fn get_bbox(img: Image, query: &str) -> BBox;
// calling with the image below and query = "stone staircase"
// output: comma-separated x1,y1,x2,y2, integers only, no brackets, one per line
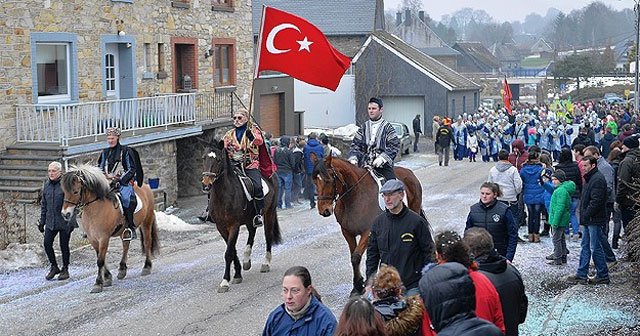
0,143,63,201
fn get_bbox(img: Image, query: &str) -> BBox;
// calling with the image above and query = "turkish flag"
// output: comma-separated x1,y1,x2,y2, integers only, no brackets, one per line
256,6,351,91
503,78,513,115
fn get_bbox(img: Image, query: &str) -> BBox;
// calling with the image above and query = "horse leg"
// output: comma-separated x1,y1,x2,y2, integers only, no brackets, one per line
217,224,232,293
243,224,256,271
141,217,154,276
229,226,243,285
340,228,363,296
91,239,108,293
118,239,130,280
352,231,371,296
261,204,280,273
103,264,113,287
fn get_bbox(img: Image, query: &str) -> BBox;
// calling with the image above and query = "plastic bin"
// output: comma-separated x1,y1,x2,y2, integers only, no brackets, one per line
148,178,160,189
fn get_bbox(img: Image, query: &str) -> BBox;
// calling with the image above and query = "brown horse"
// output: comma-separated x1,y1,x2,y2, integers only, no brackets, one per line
311,155,427,296
202,141,282,293
60,165,159,293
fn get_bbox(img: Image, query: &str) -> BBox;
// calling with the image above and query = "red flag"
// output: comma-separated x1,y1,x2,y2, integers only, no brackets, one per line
256,6,351,91
503,78,513,115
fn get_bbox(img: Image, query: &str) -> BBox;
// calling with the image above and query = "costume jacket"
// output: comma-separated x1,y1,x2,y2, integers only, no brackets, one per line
223,124,264,170
349,118,400,166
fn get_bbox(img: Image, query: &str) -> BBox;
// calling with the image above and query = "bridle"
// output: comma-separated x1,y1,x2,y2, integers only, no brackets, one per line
63,173,98,209
316,166,369,204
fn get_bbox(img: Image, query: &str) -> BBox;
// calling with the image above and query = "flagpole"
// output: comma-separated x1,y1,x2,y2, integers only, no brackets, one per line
249,5,268,119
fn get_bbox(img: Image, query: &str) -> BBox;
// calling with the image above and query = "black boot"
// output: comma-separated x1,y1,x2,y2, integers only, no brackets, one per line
46,265,60,280
58,266,69,280
197,208,209,222
253,198,264,228
122,204,137,241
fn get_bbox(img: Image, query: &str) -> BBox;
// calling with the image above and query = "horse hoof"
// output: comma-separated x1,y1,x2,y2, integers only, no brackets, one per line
90,285,103,293
218,285,229,293
104,278,113,287
260,264,270,273
231,277,242,284
117,270,127,280
243,260,252,271
141,268,151,276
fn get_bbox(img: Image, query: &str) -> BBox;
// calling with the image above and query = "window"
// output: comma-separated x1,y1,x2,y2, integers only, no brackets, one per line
36,43,70,101
105,53,116,92
143,43,151,72
212,0,233,11
213,39,235,86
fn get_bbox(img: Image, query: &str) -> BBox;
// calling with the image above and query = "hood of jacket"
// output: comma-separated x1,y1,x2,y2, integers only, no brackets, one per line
374,296,424,335
557,180,576,195
520,162,542,178
306,138,322,148
475,251,507,274
495,161,514,172
511,139,525,152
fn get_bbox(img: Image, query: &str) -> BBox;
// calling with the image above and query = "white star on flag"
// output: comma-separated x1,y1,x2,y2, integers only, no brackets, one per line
296,37,313,52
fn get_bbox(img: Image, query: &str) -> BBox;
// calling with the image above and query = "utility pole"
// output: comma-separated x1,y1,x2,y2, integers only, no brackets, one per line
635,1,639,113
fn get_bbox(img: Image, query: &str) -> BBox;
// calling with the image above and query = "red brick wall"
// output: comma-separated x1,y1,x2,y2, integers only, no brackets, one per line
170,37,198,92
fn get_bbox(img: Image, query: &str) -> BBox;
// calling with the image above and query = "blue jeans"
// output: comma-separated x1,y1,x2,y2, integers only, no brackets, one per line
526,203,542,234
292,173,303,202
600,226,616,262
277,172,293,208
577,225,609,279
567,198,580,235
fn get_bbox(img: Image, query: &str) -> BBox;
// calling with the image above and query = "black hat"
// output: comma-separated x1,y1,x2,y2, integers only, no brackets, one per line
369,97,383,108
623,136,639,149
551,169,567,182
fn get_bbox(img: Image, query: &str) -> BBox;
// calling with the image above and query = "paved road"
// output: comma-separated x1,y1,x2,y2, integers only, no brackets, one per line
1,150,637,335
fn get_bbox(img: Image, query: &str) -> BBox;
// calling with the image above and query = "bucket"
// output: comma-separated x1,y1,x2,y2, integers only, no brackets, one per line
148,178,160,189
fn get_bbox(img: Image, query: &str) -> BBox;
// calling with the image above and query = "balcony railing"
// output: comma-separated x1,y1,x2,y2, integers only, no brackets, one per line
15,91,234,146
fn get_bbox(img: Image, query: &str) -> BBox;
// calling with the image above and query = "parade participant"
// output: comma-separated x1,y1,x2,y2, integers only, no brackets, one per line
98,127,139,240
558,118,574,149
545,170,574,265
366,180,434,296
40,161,77,280
463,228,528,336
452,116,468,161
348,97,400,181
412,114,422,153
513,115,528,144
263,266,337,336
436,118,454,166
223,108,266,227
567,156,610,285
467,127,478,162
465,182,518,261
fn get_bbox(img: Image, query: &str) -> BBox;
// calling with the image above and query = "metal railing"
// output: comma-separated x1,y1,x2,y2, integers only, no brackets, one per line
15,91,235,146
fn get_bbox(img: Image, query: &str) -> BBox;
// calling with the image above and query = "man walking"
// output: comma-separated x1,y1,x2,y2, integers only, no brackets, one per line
436,118,454,166
273,136,295,209
568,156,610,285
366,180,434,296
412,114,422,152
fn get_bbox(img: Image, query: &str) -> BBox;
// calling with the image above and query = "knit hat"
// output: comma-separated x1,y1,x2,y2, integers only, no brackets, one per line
551,169,567,182
105,127,121,137
623,136,639,149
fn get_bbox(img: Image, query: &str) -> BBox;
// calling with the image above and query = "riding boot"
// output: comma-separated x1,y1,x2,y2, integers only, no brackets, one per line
122,194,137,240
253,198,264,228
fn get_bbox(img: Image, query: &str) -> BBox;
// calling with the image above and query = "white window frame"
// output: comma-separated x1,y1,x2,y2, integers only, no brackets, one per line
36,42,71,104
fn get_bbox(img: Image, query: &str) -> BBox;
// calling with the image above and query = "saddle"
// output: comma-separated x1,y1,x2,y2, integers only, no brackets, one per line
236,171,270,202
115,193,143,216
366,167,408,211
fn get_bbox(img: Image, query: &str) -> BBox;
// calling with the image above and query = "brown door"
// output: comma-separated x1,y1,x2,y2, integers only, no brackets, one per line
259,94,282,136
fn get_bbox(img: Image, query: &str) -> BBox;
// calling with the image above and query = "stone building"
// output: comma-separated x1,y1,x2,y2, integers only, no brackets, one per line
0,0,253,247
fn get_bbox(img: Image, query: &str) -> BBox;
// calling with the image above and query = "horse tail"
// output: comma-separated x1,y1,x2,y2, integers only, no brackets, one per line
420,208,434,237
271,215,283,245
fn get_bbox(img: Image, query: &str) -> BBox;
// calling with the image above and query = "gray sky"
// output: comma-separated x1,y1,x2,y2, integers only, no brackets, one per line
384,0,635,22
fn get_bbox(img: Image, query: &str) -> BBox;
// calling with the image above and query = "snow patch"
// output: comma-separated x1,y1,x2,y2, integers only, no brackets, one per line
155,211,206,232
0,243,45,273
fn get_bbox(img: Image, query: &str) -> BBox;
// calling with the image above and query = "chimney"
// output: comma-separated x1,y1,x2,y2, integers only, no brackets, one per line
396,12,402,26
405,9,411,26
418,11,425,23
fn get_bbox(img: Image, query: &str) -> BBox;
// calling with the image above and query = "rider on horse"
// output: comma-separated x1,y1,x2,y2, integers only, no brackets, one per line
223,108,265,228
98,127,138,241
348,97,400,181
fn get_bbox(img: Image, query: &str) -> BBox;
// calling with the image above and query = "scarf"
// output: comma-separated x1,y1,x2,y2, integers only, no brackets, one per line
285,296,312,321
235,124,248,143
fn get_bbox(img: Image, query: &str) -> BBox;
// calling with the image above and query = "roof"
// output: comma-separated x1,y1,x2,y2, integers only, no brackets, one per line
354,31,479,91
252,0,382,36
489,43,520,62
531,38,554,53
453,42,500,72
419,47,460,57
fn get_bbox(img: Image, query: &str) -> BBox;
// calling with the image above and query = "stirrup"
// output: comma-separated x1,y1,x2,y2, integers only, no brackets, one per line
253,214,264,228
122,228,134,241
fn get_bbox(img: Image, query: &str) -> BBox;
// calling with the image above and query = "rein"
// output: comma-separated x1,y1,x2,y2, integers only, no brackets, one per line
317,167,370,204
63,176,99,211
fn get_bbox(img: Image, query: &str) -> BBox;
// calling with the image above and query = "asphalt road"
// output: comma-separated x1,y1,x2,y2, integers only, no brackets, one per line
1,147,637,335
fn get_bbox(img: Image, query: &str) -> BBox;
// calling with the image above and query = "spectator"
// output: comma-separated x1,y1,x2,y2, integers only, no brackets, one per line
40,161,77,281
465,182,518,261
263,266,337,336
366,180,434,296
616,135,640,245
488,149,523,231
303,132,324,209
555,148,582,240
545,170,574,265
419,261,503,336
413,114,422,153
371,264,425,336
291,139,305,204
508,139,529,230
432,231,506,333
321,136,342,158
520,151,545,243
463,227,528,336
607,140,624,249
273,136,295,209
435,118,454,166
572,127,593,148
539,153,554,237
336,297,387,336
600,126,615,159
567,156,610,285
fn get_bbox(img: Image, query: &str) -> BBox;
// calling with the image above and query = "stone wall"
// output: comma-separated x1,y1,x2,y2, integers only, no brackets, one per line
0,0,253,150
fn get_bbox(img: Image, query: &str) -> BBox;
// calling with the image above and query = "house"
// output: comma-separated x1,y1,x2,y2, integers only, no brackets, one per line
389,9,460,70
452,42,501,74
0,0,253,247
489,42,521,75
251,0,385,129
353,31,480,133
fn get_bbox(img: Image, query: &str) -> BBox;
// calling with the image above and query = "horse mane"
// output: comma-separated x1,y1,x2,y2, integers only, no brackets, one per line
313,156,366,179
63,164,114,200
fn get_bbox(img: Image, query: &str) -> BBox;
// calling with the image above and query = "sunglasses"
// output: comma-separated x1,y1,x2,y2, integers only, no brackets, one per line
232,116,244,120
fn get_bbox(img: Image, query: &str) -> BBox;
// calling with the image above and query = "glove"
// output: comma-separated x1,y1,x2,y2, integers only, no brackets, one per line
373,156,386,168
37,221,44,233
348,157,358,165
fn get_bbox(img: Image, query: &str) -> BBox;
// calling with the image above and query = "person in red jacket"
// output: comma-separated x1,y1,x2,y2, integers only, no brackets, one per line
432,230,506,334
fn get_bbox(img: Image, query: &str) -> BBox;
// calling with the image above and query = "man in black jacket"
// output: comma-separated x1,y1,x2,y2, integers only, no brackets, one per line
436,119,454,166
568,155,610,285
413,114,422,152
273,136,295,209
366,179,434,296
616,135,640,237
464,227,528,336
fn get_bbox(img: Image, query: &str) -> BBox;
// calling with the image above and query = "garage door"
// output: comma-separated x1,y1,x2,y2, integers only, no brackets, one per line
380,96,424,134
259,93,282,136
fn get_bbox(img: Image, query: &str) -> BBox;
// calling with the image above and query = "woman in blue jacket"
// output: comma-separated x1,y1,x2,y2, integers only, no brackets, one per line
520,151,545,242
263,266,337,336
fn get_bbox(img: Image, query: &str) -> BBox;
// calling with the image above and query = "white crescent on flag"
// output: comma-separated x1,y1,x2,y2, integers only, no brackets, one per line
266,23,300,54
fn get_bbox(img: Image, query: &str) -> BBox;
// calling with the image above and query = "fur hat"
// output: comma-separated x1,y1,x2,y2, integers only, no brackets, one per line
105,127,121,137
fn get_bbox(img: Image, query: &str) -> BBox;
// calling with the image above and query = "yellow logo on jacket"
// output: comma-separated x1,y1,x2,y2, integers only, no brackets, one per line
401,233,414,242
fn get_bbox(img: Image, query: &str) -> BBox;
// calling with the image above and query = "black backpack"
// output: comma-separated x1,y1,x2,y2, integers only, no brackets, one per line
126,146,144,187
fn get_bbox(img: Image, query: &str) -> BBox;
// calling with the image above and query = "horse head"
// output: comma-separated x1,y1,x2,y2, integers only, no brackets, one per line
60,170,84,220
60,165,111,220
312,154,346,217
202,140,226,191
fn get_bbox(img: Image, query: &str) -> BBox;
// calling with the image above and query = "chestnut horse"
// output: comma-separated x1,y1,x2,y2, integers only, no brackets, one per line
60,165,159,293
312,155,427,296
201,141,282,293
